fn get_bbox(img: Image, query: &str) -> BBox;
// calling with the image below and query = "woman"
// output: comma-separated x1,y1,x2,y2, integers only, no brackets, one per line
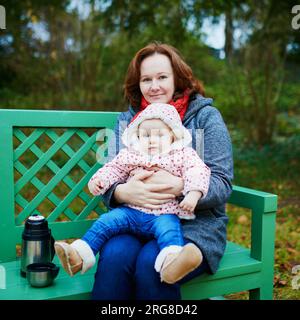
92,42,233,300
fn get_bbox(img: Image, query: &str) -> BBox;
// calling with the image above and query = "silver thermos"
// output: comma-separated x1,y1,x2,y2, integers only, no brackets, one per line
20,215,55,277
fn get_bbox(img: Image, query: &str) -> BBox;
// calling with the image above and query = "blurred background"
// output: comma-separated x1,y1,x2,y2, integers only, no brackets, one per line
0,0,299,299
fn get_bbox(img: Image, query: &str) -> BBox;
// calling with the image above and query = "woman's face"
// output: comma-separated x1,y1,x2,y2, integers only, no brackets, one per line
139,53,175,104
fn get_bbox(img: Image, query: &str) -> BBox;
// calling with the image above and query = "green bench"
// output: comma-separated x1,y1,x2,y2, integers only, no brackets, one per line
0,109,277,300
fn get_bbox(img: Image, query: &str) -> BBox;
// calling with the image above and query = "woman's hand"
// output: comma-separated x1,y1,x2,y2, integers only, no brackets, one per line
143,167,184,197
114,170,176,210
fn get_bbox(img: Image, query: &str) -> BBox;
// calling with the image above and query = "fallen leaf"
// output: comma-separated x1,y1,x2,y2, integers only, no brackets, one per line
278,280,287,286
240,233,247,241
287,247,297,254
238,215,249,225
279,262,292,271
273,275,288,287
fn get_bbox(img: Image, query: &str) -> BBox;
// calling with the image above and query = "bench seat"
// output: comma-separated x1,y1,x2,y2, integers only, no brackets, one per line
0,241,261,300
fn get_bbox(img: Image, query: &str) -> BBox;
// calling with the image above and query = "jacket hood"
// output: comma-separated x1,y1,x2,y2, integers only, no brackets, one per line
122,103,192,152
182,94,213,124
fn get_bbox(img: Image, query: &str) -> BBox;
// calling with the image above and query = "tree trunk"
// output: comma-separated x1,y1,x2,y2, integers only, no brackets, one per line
224,7,234,62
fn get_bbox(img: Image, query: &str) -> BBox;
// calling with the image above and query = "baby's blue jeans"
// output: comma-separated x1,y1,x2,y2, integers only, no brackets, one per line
81,206,209,300
82,205,185,255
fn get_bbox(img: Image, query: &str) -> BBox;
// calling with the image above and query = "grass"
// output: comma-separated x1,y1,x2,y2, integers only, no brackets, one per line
224,134,300,300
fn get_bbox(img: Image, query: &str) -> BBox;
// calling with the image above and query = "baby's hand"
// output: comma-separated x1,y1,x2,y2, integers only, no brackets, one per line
89,178,103,195
179,191,202,213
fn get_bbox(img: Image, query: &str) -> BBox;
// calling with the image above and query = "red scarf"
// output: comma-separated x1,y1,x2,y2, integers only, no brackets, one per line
130,89,190,124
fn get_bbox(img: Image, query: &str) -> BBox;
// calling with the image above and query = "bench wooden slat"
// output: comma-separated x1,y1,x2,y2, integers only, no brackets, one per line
181,272,262,300
0,241,260,300
14,128,46,159
0,109,120,128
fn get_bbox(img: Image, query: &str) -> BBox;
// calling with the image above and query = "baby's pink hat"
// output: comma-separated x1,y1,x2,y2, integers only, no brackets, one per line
122,103,192,150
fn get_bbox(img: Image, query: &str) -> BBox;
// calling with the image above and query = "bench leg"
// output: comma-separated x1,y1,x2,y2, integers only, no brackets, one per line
249,285,273,300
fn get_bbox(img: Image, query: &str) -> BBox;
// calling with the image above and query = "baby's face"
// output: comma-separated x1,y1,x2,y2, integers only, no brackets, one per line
138,119,174,156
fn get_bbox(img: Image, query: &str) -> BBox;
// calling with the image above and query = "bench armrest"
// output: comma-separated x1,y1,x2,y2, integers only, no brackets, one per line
228,185,277,262
229,185,277,213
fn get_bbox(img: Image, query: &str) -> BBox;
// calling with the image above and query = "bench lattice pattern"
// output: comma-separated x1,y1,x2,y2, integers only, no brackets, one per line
13,127,107,226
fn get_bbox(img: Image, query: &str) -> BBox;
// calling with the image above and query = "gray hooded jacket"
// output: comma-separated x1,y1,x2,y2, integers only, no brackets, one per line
102,94,234,274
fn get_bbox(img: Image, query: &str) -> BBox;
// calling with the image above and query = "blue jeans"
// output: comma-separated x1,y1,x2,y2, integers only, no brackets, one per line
82,206,184,255
91,234,209,300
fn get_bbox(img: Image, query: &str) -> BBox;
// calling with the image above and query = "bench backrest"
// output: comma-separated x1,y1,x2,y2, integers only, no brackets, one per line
0,109,119,262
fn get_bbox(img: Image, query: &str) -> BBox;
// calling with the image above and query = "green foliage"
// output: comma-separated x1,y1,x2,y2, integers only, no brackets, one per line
1,4,299,112
277,77,300,113
0,0,299,137
226,132,300,299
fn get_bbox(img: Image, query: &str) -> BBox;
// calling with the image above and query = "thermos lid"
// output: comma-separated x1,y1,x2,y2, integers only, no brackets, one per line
23,214,51,239
28,215,45,222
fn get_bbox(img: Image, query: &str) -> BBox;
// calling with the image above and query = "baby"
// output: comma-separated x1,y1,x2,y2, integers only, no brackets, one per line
55,103,211,284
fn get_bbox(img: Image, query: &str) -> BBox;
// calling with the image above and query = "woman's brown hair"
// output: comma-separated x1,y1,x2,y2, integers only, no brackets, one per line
124,42,205,109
